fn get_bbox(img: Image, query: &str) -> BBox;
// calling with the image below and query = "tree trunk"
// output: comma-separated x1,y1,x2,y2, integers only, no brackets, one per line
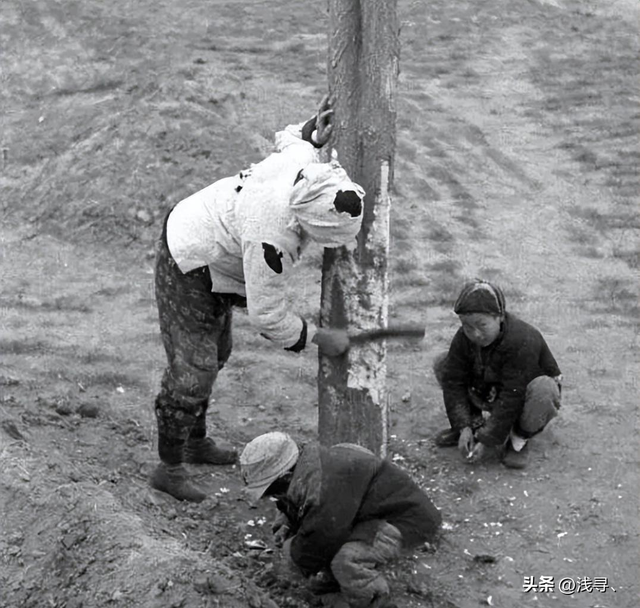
318,0,399,456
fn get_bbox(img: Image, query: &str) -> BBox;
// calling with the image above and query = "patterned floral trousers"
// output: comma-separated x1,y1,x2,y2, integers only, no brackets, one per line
154,216,245,464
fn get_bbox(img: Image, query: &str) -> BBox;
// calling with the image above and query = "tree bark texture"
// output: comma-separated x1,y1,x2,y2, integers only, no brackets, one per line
318,0,399,456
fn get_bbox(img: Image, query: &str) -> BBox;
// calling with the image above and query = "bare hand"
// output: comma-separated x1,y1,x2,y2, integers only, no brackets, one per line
313,328,350,357
458,427,475,459
466,441,486,464
272,516,292,548
314,94,334,146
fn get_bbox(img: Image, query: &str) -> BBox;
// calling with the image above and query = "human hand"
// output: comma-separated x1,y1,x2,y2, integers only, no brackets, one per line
553,374,563,397
465,441,486,464
272,515,292,548
457,427,475,459
308,570,340,595
313,328,350,357
273,524,291,548
314,94,334,146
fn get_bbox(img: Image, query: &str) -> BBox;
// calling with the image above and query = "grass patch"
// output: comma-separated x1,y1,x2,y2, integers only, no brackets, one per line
427,226,456,255
421,274,462,307
75,349,123,365
41,296,92,313
52,79,124,97
390,212,414,242
566,223,600,247
0,296,92,313
591,276,638,317
427,225,454,243
393,290,433,311
611,247,639,269
92,286,131,298
81,371,145,390
429,259,461,274
568,205,639,231
566,201,639,269
391,269,430,290
1,0,327,249
579,245,605,259
466,227,485,242
0,339,50,355
393,256,419,276
477,267,505,282
500,283,526,305
139,332,163,345
454,213,480,229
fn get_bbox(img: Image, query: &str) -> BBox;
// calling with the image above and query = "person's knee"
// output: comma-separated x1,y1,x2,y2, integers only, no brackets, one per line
518,376,561,436
157,369,213,420
330,522,402,589
371,522,403,562
330,543,389,606
331,542,363,581
165,352,219,399
526,376,560,408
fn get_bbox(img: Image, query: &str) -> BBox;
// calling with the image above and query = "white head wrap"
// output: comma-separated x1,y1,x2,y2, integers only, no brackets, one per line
289,161,365,247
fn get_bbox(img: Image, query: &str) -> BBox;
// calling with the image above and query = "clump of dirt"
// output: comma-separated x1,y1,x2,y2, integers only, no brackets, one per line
0,390,285,608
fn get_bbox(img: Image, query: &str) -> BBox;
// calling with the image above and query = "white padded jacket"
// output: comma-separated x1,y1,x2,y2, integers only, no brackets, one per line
166,121,364,350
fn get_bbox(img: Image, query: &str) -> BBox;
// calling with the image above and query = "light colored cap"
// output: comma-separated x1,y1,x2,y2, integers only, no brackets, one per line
239,432,299,500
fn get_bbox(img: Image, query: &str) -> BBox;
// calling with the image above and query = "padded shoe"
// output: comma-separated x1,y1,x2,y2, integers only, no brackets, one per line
185,437,237,465
502,440,530,469
150,463,207,502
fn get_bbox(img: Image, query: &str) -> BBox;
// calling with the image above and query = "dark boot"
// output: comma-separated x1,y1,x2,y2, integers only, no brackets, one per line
185,437,237,465
150,462,207,502
185,409,237,465
151,401,208,502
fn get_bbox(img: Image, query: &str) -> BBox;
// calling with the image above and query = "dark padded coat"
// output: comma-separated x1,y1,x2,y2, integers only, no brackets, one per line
440,312,561,446
275,443,442,576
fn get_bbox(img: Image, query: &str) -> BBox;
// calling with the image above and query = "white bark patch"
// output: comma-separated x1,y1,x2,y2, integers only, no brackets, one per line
347,161,390,428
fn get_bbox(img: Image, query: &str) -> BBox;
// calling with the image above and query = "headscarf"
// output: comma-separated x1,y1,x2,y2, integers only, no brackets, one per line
453,280,506,316
289,161,365,247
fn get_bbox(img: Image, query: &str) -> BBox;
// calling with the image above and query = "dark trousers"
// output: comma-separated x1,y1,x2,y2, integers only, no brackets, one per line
154,217,243,463
433,353,560,440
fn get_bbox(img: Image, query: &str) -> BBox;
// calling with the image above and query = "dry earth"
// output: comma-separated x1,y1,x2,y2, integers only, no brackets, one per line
0,1,638,607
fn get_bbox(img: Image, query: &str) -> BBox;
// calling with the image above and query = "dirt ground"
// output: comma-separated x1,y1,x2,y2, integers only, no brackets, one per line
0,0,638,607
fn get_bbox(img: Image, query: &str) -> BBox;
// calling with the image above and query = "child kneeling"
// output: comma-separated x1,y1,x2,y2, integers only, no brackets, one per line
434,280,562,469
240,432,442,608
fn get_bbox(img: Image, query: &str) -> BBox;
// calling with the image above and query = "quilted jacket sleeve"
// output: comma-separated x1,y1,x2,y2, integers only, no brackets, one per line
242,240,307,350
235,115,327,350
441,329,478,430
538,336,562,378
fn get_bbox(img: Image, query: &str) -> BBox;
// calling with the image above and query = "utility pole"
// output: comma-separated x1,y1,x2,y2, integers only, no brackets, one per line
318,0,399,456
